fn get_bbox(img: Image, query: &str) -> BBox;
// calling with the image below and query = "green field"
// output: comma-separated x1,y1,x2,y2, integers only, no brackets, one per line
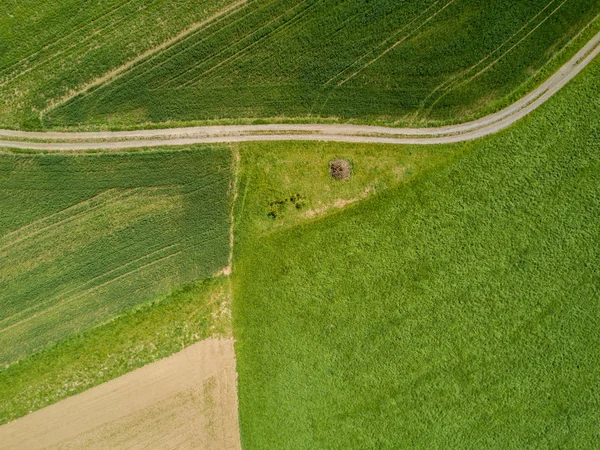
0,138,455,424
0,146,232,366
0,0,234,129
1,0,598,129
1,1,599,446
232,55,600,447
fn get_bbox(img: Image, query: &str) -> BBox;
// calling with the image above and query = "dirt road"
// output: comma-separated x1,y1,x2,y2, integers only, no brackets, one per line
0,338,241,450
0,29,599,151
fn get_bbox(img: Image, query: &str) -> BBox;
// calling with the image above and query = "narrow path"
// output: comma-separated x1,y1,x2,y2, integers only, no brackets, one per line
1,30,599,151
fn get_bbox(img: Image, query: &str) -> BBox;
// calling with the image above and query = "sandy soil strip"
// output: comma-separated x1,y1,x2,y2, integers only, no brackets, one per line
0,338,241,450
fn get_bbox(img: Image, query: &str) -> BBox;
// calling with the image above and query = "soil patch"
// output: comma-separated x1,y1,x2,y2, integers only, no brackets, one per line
0,338,241,450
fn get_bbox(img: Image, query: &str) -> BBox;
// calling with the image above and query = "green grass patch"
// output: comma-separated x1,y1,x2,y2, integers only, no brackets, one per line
232,53,600,447
0,146,232,366
235,140,460,236
0,276,231,425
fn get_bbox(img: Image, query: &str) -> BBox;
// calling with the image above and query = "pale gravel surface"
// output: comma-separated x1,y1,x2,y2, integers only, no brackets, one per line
0,30,599,151
0,338,241,450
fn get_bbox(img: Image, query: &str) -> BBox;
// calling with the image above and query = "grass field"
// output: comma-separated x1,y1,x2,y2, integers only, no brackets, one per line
1,0,598,129
0,276,232,425
232,55,600,447
0,146,232,366
0,0,234,129
0,138,454,425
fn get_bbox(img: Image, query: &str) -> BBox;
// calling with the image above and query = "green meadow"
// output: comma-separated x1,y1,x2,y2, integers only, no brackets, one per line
0,146,232,366
232,53,600,448
0,0,598,129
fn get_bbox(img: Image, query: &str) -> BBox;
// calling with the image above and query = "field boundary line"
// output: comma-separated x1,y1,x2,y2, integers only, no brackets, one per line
0,243,180,329
180,0,317,89
223,147,240,276
0,189,120,243
0,189,141,250
0,0,139,85
130,0,263,90
0,185,176,251
152,0,278,90
0,249,183,336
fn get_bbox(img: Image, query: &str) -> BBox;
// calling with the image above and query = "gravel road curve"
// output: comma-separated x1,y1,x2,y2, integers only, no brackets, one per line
1,30,599,151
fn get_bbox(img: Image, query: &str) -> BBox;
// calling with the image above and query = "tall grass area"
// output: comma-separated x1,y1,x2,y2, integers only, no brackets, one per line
232,58,600,447
0,276,232,424
0,146,232,366
0,0,235,129
44,0,600,129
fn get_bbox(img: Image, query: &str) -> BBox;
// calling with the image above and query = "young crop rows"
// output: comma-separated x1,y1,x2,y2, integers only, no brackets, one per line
41,0,599,127
0,147,232,366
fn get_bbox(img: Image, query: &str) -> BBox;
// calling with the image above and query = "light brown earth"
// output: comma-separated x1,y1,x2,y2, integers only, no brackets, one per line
0,338,241,450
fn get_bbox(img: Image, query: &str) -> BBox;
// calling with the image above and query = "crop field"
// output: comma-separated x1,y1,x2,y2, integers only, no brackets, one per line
232,56,600,447
0,0,235,129
0,146,232,367
1,0,598,129
0,337,241,449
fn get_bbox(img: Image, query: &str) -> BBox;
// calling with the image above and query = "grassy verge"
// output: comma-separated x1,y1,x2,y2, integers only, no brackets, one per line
232,54,600,447
235,140,462,237
0,275,231,425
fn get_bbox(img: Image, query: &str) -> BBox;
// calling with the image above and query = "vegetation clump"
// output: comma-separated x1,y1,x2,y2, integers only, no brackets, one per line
267,194,306,219
329,159,351,180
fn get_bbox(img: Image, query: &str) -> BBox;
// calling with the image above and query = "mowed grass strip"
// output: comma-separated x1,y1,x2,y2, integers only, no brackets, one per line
234,140,462,237
0,276,231,425
232,58,600,447
44,0,599,128
0,146,232,366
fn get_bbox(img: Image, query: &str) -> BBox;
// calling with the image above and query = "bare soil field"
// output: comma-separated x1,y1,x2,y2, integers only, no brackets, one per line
0,338,241,450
